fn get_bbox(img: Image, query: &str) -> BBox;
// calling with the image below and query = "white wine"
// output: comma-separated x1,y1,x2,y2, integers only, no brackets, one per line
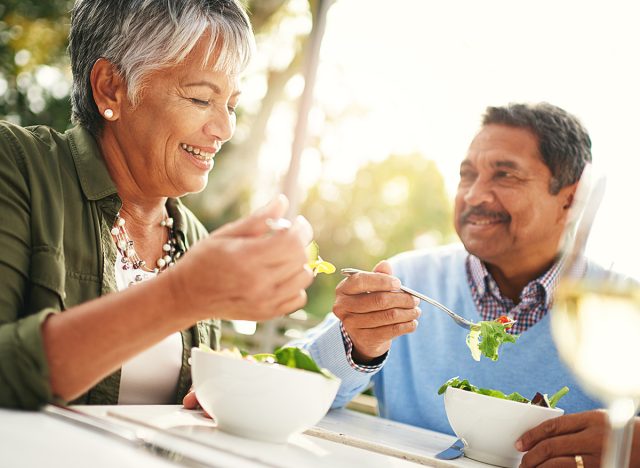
552,280,640,405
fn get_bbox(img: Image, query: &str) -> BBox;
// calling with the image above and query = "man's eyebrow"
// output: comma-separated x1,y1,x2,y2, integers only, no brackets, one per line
183,81,241,98
493,160,520,170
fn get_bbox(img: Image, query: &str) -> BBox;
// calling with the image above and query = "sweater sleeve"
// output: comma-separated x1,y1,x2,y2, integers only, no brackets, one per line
288,313,378,408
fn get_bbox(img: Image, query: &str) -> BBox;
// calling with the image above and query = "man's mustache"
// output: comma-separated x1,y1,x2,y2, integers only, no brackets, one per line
460,207,510,224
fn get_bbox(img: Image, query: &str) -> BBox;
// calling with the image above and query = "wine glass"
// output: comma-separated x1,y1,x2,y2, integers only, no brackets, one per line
552,166,640,467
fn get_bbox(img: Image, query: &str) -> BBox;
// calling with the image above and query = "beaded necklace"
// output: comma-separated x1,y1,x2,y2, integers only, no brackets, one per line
110,212,179,276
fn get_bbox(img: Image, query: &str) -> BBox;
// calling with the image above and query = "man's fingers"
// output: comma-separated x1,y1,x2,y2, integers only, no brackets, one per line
335,290,419,315
337,270,401,295
517,411,608,468
535,456,597,468
341,307,421,329
373,260,393,275
351,320,419,345
519,432,603,468
518,411,605,451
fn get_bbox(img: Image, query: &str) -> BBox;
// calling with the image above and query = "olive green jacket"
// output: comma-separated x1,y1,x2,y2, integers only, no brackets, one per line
0,122,220,409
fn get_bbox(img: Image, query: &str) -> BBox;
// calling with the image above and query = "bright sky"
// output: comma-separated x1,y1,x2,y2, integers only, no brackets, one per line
238,2,640,335
271,0,640,201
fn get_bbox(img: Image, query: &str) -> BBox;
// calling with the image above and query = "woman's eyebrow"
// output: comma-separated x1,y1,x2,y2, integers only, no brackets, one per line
183,81,241,98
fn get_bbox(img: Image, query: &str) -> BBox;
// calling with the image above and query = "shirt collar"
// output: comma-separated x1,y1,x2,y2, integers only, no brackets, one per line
66,125,118,201
466,254,563,308
467,254,489,297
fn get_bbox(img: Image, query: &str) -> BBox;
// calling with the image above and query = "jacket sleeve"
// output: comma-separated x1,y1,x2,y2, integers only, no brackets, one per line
0,125,56,409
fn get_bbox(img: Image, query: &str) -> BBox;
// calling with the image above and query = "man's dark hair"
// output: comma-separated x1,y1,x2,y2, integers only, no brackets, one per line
482,102,592,194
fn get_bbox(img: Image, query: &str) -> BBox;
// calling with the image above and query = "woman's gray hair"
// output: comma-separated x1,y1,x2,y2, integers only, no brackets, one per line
69,0,255,135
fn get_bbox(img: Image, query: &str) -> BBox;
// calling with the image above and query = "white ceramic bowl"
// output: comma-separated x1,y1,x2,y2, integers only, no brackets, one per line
444,386,564,467
191,347,341,443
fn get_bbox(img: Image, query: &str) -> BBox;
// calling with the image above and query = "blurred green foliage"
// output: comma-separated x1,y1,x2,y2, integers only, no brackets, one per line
0,0,456,333
301,154,455,318
0,0,73,129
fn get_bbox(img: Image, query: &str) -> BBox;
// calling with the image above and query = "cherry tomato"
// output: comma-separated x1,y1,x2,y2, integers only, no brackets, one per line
496,315,514,328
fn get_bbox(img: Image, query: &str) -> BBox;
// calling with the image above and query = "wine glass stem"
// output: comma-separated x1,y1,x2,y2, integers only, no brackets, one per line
602,398,636,468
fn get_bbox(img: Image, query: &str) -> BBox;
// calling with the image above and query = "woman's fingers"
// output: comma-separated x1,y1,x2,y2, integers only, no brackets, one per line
182,389,199,409
182,390,213,419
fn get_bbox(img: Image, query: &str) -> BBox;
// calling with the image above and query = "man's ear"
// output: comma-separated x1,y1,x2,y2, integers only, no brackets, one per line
561,182,579,210
90,58,126,121
563,192,575,210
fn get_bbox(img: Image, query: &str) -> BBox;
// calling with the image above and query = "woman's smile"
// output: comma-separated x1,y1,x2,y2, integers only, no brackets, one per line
180,142,216,171
180,142,218,160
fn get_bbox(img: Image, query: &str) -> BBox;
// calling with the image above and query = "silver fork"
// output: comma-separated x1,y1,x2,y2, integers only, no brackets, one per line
340,268,475,330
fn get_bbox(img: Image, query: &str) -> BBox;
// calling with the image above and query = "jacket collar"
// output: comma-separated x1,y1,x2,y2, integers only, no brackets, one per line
66,125,188,243
66,125,118,201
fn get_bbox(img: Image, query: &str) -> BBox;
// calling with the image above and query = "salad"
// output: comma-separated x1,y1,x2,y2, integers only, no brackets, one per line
198,344,338,380
438,376,569,408
196,242,335,380
306,241,336,275
466,315,518,361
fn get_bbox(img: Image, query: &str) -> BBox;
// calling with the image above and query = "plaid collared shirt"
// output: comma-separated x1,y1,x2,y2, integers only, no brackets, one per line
340,321,386,373
466,255,563,334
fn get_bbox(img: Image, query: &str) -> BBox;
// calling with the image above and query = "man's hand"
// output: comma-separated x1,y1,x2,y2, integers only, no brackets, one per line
517,411,640,467
333,260,420,363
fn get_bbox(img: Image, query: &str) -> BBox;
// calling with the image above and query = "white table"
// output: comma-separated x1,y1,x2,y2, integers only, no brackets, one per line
0,405,487,467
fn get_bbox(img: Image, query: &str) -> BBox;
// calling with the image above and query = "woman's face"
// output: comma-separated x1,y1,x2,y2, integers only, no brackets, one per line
113,38,240,197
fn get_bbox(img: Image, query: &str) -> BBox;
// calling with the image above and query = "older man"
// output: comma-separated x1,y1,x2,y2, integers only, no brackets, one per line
297,102,639,467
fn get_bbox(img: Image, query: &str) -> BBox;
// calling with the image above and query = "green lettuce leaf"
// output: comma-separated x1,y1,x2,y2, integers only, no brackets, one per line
197,344,337,380
274,346,338,380
548,386,570,408
438,376,570,407
466,320,518,361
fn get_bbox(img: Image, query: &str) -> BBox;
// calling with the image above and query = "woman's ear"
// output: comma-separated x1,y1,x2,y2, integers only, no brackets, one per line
90,58,125,121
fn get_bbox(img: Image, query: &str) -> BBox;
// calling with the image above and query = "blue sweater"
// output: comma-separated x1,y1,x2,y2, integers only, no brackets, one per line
301,244,601,435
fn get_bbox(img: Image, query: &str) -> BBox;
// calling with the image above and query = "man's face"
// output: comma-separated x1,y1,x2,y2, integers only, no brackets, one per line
454,124,576,271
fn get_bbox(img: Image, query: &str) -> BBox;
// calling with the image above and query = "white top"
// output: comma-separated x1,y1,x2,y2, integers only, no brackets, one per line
114,250,183,404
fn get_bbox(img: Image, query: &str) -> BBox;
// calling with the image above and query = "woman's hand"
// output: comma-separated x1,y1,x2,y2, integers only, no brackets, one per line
166,195,315,322
516,410,639,467
182,388,213,419
182,388,200,409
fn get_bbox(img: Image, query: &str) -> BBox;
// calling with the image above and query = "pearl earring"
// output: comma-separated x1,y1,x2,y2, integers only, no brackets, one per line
104,108,114,119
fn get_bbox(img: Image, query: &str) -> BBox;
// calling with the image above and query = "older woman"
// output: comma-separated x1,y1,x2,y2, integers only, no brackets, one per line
0,0,313,409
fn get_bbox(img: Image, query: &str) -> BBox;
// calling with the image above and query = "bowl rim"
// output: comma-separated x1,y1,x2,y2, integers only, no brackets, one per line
191,347,340,384
445,385,565,414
